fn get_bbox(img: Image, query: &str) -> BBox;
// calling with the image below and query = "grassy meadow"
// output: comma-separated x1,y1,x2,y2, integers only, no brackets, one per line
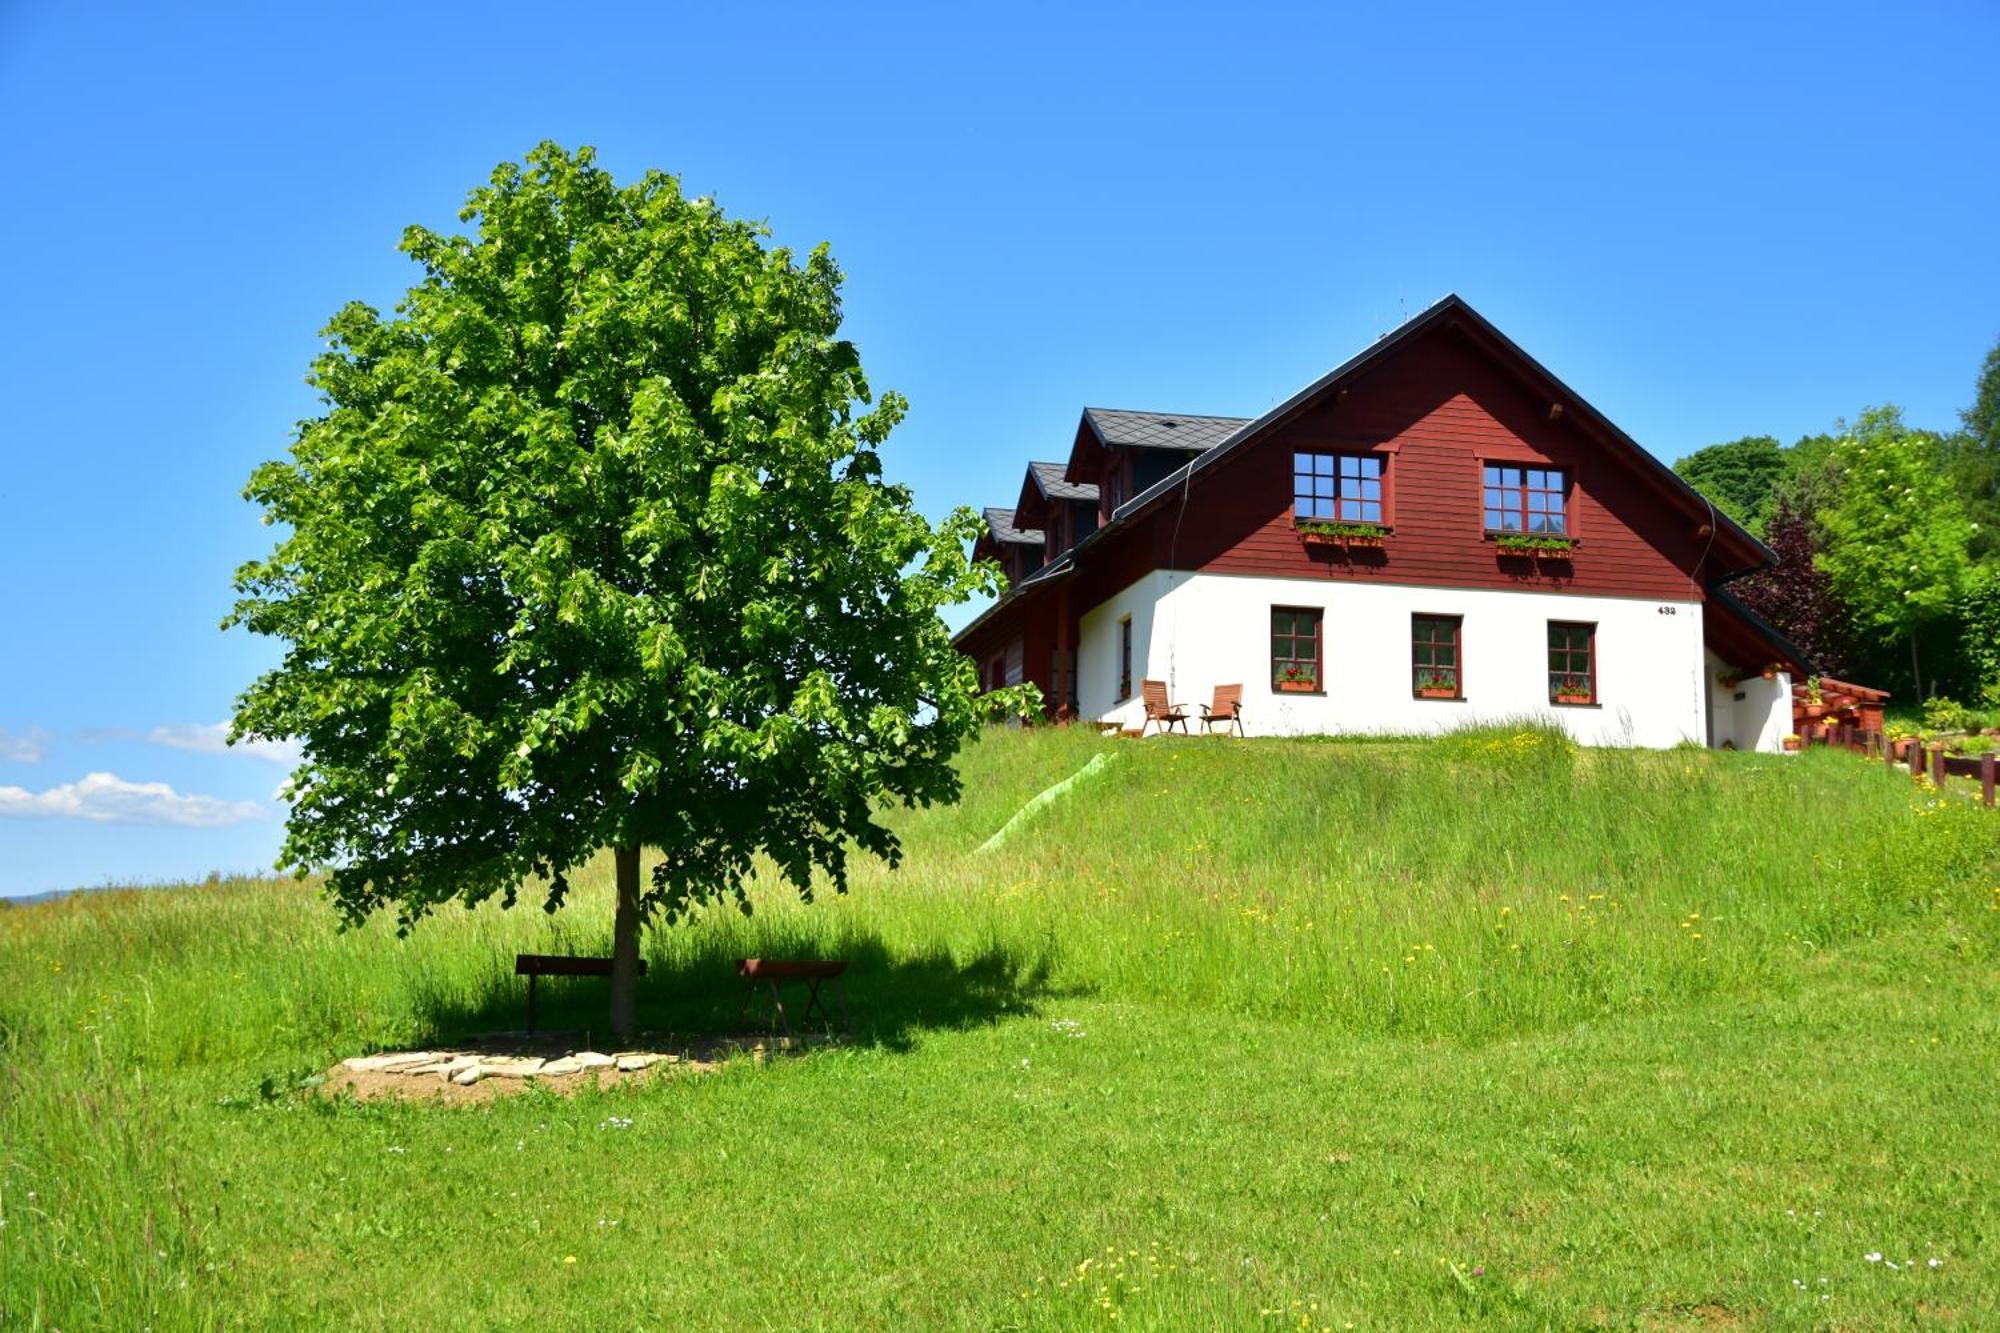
3,727,1998,1328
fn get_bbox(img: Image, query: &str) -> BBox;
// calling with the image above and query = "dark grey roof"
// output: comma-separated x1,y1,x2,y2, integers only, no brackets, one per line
1085,408,1252,453
1029,461,1099,504
982,507,1043,546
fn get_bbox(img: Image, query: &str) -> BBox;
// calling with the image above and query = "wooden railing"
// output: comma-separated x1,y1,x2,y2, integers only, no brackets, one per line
1802,723,1998,807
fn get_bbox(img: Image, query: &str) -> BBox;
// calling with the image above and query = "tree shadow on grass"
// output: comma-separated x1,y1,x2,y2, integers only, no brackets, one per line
408,930,1078,1056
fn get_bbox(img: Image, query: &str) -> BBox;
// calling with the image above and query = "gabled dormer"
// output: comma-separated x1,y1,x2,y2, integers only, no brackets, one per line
1065,409,1251,522
1015,462,1100,565
972,507,1044,587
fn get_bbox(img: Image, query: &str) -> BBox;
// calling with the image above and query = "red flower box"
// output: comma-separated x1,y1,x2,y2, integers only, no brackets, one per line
1295,522,1389,549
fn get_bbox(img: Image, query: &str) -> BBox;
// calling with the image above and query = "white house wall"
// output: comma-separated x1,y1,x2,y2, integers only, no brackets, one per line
1702,650,1730,747
1700,648,1790,753
1738,672,1791,751
1078,570,1171,732
1078,571,1748,750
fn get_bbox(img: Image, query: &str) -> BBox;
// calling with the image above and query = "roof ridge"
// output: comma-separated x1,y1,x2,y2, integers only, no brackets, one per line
1084,406,1253,421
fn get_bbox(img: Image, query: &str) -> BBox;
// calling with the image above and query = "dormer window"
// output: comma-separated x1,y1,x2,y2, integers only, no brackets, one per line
1294,452,1384,524
1483,465,1568,534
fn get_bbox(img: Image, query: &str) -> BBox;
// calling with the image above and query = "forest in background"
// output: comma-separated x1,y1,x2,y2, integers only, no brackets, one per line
1674,332,2000,717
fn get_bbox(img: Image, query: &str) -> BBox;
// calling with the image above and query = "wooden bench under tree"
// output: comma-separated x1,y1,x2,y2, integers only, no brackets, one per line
515,954,647,1033
738,958,849,1037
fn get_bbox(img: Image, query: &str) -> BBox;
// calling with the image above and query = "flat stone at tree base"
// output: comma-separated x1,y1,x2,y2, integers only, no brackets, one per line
342,1051,449,1072
325,1038,730,1101
333,1042,702,1095
381,1052,452,1070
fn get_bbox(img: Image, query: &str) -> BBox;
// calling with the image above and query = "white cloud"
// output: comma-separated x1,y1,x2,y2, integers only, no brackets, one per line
148,722,301,766
0,727,50,763
0,772,265,828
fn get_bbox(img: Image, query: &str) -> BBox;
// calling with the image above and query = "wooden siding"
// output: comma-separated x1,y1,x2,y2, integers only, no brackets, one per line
959,590,1062,717
1168,328,1717,600
955,313,1775,713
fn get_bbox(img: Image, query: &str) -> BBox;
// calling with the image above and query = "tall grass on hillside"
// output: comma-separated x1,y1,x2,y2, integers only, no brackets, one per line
753,722,1996,1040
3,726,1997,1328
6,724,1992,1067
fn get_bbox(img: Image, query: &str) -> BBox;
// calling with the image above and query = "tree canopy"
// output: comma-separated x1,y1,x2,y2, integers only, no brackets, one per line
1962,338,2000,449
1670,360,2000,702
1949,338,2000,562
229,143,1021,1035
1731,498,1852,680
1815,407,1973,697
1670,435,1786,533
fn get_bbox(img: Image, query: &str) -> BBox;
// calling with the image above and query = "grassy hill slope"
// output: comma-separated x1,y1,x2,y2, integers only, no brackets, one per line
4,729,1997,1328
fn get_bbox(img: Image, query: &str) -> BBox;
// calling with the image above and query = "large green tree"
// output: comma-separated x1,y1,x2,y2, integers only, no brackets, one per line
230,144,1020,1038
1768,430,1844,518
1948,335,2000,562
1671,435,1786,533
1816,406,1974,700
1966,337,2000,447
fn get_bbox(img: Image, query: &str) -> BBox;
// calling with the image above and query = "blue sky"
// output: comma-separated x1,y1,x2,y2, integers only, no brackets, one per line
2,2,1997,895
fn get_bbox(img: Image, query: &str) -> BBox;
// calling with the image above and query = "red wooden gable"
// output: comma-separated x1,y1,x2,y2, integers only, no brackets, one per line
955,295,1790,699
1164,323,1730,599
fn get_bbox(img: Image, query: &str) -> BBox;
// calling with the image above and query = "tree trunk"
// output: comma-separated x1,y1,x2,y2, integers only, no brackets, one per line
1910,627,1925,702
610,845,643,1043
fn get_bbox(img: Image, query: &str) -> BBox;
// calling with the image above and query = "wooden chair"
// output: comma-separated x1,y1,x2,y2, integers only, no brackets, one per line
1141,679,1190,735
1201,684,1245,737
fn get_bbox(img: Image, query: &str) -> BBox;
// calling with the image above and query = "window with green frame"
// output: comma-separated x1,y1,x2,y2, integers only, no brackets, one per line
1271,606,1322,690
1548,621,1595,703
1411,614,1461,696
